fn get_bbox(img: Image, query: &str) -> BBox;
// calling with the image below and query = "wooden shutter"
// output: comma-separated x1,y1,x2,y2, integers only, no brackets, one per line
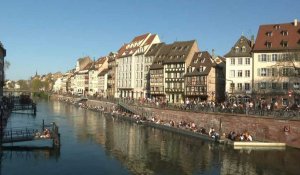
257,68,261,76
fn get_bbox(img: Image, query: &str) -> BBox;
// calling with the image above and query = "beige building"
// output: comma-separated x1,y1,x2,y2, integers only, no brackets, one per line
252,19,300,107
73,57,93,96
185,51,225,102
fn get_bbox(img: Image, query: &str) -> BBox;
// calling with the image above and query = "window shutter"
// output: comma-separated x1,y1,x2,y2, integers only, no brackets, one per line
258,55,261,62
279,68,282,76
257,68,261,76
267,68,270,76
267,55,271,62
274,68,278,77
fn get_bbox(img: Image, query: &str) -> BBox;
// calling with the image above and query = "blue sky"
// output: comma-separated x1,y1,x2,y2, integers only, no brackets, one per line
0,0,299,80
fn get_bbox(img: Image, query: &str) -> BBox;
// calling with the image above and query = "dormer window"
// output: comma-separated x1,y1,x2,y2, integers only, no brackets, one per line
274,25,280,30
177,46,182,50
235,47,239,53
281,41,288,48
265,41,272,48
266,31,272,36
193,59,198,64
201,58,205,63
281,30,288,36
242,46,246,52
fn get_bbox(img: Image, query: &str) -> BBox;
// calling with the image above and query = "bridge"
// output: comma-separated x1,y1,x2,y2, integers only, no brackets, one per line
1,122,60,148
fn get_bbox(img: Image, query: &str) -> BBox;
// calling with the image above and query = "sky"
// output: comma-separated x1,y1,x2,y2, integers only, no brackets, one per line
0,0,299,80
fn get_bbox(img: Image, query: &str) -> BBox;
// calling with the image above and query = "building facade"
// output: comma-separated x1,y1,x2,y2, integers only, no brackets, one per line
116,33,160,99
107,52,117,98
164,40,199,103
224,35,254,103
185,51,225,102
252,19,300,107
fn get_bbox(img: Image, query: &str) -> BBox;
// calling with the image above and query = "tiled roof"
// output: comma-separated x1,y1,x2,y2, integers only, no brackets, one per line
145,43,165,57
253,20,300,52
132,33,150,42
224,36,252,57
164,40,197,64
185,51,215,76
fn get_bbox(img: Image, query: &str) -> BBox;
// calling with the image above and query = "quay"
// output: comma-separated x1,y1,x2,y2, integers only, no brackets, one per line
55,95,300,149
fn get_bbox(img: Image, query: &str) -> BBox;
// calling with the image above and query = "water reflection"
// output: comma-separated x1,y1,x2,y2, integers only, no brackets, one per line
51,101,300,175
2,100,299,175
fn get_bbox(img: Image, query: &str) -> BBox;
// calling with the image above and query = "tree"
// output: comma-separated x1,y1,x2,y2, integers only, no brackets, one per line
31,79,43,92
4,60,10,71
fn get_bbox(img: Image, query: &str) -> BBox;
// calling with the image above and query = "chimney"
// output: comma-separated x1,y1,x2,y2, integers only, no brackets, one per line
212,49,215,59
251,35,255,47
294,19,298,27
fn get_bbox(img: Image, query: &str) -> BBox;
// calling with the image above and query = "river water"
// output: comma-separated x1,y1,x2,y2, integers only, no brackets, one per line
1,100,299,175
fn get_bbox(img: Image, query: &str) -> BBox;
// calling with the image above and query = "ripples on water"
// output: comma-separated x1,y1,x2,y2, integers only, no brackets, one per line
1,100,299,175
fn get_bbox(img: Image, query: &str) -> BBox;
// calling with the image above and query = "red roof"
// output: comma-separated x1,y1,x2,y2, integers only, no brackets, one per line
144,34,156,45
131,33,150,42
253,20,300,52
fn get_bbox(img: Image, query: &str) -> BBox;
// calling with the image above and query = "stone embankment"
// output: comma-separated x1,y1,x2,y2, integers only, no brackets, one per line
52,95,300,148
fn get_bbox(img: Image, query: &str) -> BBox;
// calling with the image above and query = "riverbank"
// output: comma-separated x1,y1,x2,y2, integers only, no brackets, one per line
52,95,300,149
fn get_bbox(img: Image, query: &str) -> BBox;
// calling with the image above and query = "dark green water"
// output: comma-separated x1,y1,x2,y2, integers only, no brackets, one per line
1,100,299,175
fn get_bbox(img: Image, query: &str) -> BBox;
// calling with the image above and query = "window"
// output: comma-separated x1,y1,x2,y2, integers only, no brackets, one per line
261,54,267,61
242,46,246,52
230,58,235,65
266,42,272,48
271,68,277,76
201,58,205,63
245,58,250,65
282,82,289,90
238,58,243,65
245,83,250,90
237,83,242,90
266,31,272,36
294,82,300,90
235,47,239,53
260,82,267,89
260,68,267,76
281,41,288,47
230,83,235,90
272,54,278,61
230,70,235,78
274,25,280,30
272,83,277,89
282,68,289,76
281,30,288,36
245,70,250,77
238,70,243,77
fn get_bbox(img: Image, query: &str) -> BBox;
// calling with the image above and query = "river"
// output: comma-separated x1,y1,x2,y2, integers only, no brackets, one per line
1,100,299,175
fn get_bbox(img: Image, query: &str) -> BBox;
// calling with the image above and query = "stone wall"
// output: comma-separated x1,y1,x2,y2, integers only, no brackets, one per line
51,95,300,148
142,107,300,148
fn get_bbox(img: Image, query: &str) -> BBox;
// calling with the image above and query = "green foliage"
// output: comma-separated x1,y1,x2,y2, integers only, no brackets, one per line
31,79,43,91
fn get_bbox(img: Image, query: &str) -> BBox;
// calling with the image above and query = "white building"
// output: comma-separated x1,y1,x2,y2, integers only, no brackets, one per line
53,78,63,93
224,35,254,103
88,57,108,96
116,33,160,98
252,19,300,107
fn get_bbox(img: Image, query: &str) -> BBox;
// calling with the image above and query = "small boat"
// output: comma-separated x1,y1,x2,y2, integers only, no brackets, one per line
222,139,286,150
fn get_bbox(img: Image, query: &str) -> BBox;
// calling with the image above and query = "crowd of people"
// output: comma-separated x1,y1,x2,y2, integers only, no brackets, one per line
58,96,256,142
